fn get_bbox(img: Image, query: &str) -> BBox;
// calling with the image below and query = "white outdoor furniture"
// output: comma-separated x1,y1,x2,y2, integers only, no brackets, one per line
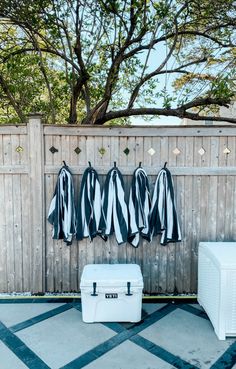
198,242,236,340
80,263,143,323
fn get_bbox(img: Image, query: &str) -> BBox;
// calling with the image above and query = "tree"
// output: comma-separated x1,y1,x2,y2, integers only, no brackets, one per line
0,0,235,124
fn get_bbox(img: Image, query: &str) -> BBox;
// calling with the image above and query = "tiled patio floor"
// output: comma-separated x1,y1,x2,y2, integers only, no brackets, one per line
0,300,235,369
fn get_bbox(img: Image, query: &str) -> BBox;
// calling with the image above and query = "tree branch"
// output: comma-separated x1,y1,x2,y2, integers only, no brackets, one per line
128,3,187,108
164,57,208,74
52,0,75,89
124,25,235,61
26,29,56,124
179,96,230,110
2,47,81,73
91,1,147,121
0,73,26,122
94,106,236,125
72,11,90,121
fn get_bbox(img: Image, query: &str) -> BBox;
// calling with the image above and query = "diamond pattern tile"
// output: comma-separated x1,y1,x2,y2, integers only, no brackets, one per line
0,341,28,369
0,303,65,328
83,340,174,369
0,302,235,369
16,308,115,369
140,308,235,368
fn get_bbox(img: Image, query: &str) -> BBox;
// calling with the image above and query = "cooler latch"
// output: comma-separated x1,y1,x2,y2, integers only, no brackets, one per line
126,281,133,296
91,282,98,296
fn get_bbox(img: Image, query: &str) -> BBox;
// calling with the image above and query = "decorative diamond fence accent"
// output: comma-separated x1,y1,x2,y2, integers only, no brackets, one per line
123,147,130,155
147,148,155,156
198,147,206,156
16,146,24,153
173,148,181,155
49,146,58,154
98,147,106,156
74,147,81,155
223,148,231,154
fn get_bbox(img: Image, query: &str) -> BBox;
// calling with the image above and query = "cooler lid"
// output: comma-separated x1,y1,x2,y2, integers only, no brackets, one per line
199,242,236,269
80,264,143,288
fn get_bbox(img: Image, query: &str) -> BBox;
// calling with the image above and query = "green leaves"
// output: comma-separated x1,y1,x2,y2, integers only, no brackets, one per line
153,1,170,19
210,74,235,100
0,0,235,124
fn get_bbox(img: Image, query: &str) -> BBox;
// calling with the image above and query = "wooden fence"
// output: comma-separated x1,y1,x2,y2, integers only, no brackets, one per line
0,114,235,294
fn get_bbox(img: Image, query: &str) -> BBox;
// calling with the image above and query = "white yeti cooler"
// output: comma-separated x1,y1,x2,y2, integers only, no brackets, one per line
198,242,236,340
80,264,143,323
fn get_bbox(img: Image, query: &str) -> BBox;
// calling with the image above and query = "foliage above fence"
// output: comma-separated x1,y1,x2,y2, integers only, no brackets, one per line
0,1,236,124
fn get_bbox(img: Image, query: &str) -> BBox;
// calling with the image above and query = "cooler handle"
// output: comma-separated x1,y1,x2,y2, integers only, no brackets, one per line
91,282,98,296
126,281,133,296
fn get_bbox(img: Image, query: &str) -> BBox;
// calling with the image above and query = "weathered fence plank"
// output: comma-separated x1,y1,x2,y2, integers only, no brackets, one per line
43,125,236,137
5,174,14,291
0,134,6,292
28,114,44,293
21,174,30,292
175,137,185,294
61,135,71,292
157,136,169,293
0,173,7,292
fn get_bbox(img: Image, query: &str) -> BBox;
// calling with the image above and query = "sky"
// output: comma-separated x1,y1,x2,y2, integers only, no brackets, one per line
131,115,182,125
130,42,183,125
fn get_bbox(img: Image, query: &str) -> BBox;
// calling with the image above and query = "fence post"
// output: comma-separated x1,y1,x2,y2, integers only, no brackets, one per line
28,113,44,293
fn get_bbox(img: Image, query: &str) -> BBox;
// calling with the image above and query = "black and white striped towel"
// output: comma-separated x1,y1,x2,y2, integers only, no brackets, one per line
76,166,101,241
128,167,151,247
47,165,76,245
149,167,181,245
99,166,128,245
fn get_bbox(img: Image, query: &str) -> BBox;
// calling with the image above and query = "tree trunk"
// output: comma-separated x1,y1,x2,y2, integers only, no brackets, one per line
68,74,89,124
81,99,109,125
69,94,78,124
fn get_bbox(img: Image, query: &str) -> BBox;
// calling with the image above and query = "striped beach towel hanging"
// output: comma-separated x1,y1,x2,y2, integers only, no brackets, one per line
99,165,128,245
76,165,101,241
128,166,151,247
149,166,181,245
47,164,76,245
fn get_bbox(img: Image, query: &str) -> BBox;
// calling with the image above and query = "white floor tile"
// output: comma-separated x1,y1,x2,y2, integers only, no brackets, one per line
16,308,115,369
84,340,175,369
0,341,28,369
140,308,235,369
0,303,65,327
